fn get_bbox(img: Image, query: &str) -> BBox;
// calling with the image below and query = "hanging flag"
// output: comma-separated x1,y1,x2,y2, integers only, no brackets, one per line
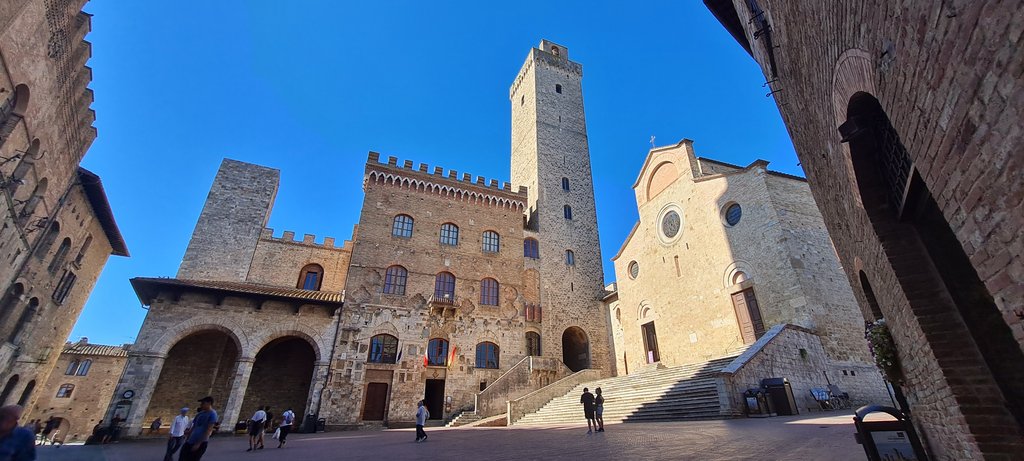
446,345,457,370
423,345,429,367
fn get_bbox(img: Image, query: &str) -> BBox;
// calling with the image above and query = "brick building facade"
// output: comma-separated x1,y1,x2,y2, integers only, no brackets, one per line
705,0,1024,458
27,339,128,443
606,140,888,406
108,40,609,434
0,0,127,420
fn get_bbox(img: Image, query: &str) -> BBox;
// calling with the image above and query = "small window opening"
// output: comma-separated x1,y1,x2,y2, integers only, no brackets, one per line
555,84,562,94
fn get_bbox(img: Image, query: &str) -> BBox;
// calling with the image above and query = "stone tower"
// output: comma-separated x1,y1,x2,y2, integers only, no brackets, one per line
177,158,280,281
510,40,609,372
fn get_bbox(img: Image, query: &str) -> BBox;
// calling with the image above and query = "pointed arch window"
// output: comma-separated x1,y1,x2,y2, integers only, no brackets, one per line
298,264,324,291
368,334,399,364
480,278,499,306
56,383,74,398
561,177,570,191
482,231,499,253
73,235,92,266
383,266,408,295
440,223,459,246
65,360,80,375
427,338,449,366
48,237,72,274
563,205,572,220
392,214,414,238
524,238,539,259
475,342,499,369
434,272,456,300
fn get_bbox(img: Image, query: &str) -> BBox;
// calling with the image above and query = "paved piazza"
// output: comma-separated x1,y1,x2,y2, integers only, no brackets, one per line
40,413,868,461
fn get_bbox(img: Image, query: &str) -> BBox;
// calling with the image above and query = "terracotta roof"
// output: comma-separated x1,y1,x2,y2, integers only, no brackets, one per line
130,277,345,306
63,343,130,357
78,167,129,257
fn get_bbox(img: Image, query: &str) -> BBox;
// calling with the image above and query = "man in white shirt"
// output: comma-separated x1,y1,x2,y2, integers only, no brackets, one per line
247,407,267,451
277,408,295,448
163,407,191,461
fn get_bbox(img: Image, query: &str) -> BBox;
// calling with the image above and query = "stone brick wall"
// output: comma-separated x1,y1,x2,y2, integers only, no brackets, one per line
178,159,279,282
247,228,352,293
509,41,610,375
710,0,1024,457
28,346,127,442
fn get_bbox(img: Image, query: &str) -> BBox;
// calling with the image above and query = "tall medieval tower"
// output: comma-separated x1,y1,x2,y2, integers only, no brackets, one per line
510,40,609,372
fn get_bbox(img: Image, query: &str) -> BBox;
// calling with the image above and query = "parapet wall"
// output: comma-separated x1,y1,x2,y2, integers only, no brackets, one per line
365,152,528,209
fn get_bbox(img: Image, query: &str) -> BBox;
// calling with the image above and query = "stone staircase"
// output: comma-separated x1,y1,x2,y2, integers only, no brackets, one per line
514,355,738,425
445,410,483,427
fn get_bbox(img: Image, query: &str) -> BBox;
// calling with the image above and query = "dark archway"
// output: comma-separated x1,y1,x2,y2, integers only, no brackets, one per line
845,92,1024,429
145,330,239,426
240,337,315,428
561,327,590,372
0,375,18,405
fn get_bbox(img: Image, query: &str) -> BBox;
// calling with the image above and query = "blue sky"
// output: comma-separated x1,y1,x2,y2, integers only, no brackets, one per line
73,1,797,346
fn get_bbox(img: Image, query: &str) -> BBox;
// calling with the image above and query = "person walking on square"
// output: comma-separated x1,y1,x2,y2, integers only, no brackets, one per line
180,396,217,461
580,387,596,434
415,400,429,443
594,387,605,432
246,406,266,451
164,407,190,461
258,406,272,449
277,408,294,448
0,405,35,460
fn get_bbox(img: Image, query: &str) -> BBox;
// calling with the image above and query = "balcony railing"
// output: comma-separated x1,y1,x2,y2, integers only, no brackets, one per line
428,294,459,316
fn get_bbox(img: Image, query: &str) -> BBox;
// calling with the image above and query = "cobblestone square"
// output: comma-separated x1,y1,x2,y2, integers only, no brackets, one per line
40,413,867,461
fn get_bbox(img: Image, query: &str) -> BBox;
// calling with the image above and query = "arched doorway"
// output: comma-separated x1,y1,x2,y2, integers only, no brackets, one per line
240,337,316,428
844,92,1024,428
0,375,18,404
145,330,239,427
561,327,590,372
17,380,35,406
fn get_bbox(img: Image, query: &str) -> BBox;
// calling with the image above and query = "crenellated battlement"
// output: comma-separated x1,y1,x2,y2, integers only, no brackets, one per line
258,228,352,251
367,151,525,195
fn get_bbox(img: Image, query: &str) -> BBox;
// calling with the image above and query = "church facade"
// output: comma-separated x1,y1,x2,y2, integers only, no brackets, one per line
107,40,610,433
605,140,888,407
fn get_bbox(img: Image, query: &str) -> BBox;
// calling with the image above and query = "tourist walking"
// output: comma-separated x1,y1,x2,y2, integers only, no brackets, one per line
180,396,217,461
414,400,429,443
580,387,596,434
259,406,272,449
164,407,191,461
277,408,294,448
246,406,267,451
0,405,35,460
595,387,605,432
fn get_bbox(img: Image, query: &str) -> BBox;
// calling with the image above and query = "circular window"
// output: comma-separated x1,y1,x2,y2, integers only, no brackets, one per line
661,211,680,238
656,204,684,244
628,261,639,279
724,203,742,227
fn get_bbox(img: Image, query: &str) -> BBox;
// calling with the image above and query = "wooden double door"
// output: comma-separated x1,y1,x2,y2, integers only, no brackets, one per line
731,288,766,344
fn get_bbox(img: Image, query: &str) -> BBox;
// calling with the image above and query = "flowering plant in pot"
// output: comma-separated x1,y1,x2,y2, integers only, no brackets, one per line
865,319,903,384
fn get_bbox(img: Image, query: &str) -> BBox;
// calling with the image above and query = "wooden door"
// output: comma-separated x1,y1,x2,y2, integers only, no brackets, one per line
361,383,388,421
641,321,660,363
732,288,765,344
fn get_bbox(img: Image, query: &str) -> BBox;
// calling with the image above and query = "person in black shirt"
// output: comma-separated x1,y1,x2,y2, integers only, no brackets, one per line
579,387,596,434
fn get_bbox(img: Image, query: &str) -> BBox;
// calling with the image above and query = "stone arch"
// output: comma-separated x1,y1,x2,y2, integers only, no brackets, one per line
831,48,877,210
646,161,679,200
248,326,324,362
722,260,754,289
368,321,400,339
561,326,590,372
145,328,241,428
241,334,317,428
149,320,246,358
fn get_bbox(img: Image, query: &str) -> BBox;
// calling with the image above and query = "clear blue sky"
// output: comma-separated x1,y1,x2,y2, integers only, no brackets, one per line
72,1,798,346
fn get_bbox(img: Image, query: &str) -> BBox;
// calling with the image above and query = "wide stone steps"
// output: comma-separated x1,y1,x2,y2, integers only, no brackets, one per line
514,355,737,426
445,411,483,427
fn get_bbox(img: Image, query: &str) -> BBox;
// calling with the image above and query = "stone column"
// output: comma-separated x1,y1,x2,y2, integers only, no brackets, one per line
111,352,166,437
219,357,254,432
304,361,330,422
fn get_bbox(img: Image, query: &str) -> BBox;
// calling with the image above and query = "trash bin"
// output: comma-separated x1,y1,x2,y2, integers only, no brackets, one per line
300,414,317,433
761,378,799,416
744,388,773,417
316,418,326,432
